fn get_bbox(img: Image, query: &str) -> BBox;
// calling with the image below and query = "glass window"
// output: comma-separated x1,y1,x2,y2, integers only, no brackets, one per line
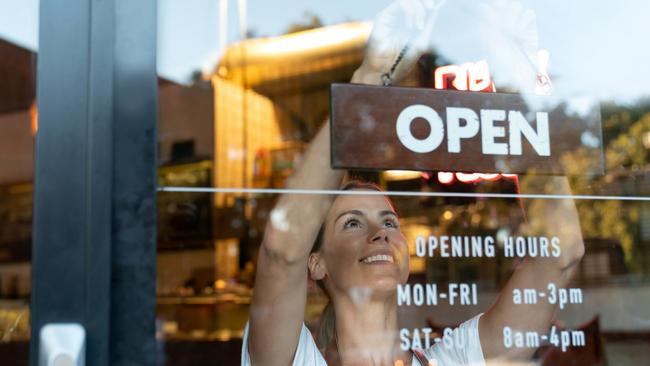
0,9,37,363
156,1,650,365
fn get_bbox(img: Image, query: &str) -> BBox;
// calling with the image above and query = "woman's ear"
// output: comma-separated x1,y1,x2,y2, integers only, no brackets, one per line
308,252,326,281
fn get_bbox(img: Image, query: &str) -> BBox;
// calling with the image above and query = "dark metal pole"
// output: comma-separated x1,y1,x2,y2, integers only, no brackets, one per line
110,1,158,364
32,0,157,365
32,1,112,365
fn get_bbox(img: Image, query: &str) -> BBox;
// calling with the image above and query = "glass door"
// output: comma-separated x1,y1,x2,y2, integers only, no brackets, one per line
15,1,650,365
155,1,650,365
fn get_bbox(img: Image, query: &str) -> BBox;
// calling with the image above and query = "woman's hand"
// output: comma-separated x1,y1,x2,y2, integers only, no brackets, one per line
479,175,584,360
353,0,447,85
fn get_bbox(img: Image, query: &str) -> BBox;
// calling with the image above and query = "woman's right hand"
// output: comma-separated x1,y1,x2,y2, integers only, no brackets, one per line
353,0,447,85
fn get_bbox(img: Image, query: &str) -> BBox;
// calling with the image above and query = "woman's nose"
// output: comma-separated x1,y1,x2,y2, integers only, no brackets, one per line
369,227,389,243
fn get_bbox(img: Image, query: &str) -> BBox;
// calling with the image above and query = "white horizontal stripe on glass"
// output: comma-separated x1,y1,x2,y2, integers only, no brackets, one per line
158,186,650,201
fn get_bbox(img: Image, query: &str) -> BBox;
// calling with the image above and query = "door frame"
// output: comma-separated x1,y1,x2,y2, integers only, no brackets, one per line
31,1,158,365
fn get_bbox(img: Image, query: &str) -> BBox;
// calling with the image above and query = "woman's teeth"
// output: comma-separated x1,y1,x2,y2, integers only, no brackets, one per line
361,254,394,264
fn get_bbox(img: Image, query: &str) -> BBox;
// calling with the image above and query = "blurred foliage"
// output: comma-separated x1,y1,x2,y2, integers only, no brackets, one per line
284,11,323,34
563,100,650,272
606,113,650,170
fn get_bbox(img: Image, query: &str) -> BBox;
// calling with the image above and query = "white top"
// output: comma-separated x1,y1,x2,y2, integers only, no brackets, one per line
241,314,486,366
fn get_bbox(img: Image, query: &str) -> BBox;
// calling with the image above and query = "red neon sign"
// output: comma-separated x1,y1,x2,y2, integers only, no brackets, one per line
437,172,518,185
434,60,496,93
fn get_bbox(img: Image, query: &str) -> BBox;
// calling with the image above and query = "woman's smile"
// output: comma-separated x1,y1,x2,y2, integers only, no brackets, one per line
360,253,395,264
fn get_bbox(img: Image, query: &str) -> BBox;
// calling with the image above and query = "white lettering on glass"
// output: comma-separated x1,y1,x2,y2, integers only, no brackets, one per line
395,106,551,156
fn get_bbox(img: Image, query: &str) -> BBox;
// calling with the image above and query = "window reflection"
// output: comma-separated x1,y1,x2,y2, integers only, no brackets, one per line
0,36,35,363
153,1,650,364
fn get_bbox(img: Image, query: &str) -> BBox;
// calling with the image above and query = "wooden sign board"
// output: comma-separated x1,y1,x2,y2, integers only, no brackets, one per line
330,84,604,175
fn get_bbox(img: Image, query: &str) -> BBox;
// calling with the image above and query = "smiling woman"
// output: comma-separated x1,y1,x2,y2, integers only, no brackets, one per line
303,183,485,366
244,174,488,366
241,1,586,365
307,181,410,353
242,2,490,364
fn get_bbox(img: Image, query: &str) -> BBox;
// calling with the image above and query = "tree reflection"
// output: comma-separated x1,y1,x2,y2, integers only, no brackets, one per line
562,100,650,274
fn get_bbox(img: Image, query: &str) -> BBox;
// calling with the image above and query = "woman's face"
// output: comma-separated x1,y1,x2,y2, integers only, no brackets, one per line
312,190,410,300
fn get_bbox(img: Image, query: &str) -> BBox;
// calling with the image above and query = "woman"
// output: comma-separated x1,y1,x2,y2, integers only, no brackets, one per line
242,1,585,365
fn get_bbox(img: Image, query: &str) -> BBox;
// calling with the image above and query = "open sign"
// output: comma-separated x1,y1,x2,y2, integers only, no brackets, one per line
330,84,603,175
395,105,550,156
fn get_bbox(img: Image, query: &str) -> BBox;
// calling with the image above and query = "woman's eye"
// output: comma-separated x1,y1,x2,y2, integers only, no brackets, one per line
384,219,399,228
343,218,360,229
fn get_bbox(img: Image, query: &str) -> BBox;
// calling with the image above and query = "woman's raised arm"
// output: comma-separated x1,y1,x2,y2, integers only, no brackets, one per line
248,2,445,364
248,117,344,366
247,38,399,366
479,176,585,361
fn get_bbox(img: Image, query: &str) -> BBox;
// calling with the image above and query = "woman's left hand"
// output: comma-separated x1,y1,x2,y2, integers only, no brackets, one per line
353,0,447,85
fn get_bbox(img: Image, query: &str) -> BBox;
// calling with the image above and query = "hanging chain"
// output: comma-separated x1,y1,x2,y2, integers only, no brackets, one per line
381,43,411,86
